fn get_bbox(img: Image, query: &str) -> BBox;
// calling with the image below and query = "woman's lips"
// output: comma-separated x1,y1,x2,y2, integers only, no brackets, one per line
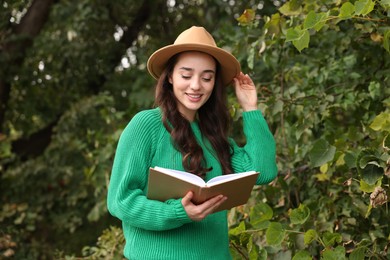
186,93,202,102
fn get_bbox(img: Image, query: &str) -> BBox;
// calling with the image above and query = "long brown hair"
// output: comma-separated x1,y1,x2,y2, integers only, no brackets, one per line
154,52,233,179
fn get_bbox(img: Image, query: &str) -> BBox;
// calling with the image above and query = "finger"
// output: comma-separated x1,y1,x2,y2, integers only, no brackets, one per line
199,195,226,212
233,77,239,87
244,74,254,85
182,191,193,206
203,196,227,215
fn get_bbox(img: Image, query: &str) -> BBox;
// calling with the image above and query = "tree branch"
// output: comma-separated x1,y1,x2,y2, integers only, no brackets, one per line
0,0,56,132
8,0,155,160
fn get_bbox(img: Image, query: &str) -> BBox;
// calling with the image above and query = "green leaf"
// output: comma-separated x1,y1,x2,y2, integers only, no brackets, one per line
265,13,281,36
357,150,379,169
349,246,367,260
272,99,284,115
357,150,384,185
286,27,302,42
344,152,357,169
359,179,381,193
288,28,310,52
354,0,375,16
257,248,268,260
292,250,312,260
379,0,390,8
266,222,285,246
370,112,390,132
289,204,310,225
279,1,302,16
322,246,346,260
296,31,310,52
309,139,336,167
384,30,390,53
368,81,380,99
250,202,273,227
247,236,261,259
247,42,256,69
229,221,246,236
237,9,256,25
360,163,384,185
303,11,328,31
304,229,318,245
383,134,390,150
322,232,342,247
339,2,355,19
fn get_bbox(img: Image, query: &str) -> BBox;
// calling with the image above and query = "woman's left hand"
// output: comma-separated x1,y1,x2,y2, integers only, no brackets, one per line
233,72,258,112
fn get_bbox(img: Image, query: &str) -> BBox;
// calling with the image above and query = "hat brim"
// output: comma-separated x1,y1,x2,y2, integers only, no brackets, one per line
147,43,241,86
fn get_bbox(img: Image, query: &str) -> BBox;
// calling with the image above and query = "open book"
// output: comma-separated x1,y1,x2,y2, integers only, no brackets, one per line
147,166,259,212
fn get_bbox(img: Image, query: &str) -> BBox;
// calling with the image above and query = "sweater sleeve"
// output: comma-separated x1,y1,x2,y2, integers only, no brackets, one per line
107,110,192,231
230,110,278,185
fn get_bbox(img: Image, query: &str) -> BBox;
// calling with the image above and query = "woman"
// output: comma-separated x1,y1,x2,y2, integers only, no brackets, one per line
107,26,277,260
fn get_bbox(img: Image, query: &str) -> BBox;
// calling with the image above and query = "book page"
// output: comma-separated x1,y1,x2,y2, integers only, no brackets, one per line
206,171,257,186
153,166,206,186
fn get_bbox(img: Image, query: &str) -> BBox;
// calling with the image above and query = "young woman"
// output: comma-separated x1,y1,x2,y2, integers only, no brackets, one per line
107,26,277,260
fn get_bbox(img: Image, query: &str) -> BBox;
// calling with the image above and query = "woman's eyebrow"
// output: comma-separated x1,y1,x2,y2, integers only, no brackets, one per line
179,67,215,73
179,67,193,71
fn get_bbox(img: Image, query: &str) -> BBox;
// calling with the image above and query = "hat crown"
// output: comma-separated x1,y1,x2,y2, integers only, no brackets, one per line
174,26,217,47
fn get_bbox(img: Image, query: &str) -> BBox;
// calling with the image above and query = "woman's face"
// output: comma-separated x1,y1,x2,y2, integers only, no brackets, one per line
169,51,216,121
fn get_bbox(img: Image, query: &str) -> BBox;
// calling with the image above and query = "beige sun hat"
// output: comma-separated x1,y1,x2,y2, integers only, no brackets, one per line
147,26,241,86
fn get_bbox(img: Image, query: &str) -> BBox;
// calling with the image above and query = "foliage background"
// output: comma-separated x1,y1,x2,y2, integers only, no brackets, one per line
0,0,389,259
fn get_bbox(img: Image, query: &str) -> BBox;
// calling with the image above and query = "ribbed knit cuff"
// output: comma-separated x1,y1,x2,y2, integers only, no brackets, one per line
242,109,263,120
173,199,193,224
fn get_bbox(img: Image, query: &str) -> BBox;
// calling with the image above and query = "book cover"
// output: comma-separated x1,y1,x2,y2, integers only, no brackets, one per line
147,167,259,212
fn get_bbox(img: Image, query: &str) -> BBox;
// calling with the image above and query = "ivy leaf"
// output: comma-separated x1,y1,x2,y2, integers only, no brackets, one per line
339,2,355,19
266,222,285,246
265,13,281,36
384,30,390,53
247,41,257,70
354,0,375,16
237,9,255,25
322,246,346,260
304,11,328,31
304,229,318,245
279,1,302,16
361,163,384,185
309,139,336,167
379,0,390,8
289,204,310,225
293,30,310,52
349,246,367,260
286,27,302,42
322,232,342,247
250,202,273,226
272,99,284,115
356,150,384,185
292,250,312,260
359,179,381,193
247,236,262,260
229,221,246,236
286,27,310,52
383,134,390,151
370,112,390,132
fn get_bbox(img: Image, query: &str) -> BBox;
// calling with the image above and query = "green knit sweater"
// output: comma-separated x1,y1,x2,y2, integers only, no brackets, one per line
107,107,277,260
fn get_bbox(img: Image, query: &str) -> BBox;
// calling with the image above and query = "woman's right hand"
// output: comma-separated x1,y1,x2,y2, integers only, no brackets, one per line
181,191,227,221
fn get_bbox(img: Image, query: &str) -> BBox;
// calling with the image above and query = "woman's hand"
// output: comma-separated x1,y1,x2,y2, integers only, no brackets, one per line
181,191,227,221
233,72,258,111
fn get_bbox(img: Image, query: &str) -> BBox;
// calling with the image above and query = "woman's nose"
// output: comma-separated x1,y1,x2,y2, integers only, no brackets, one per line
190,77,201,90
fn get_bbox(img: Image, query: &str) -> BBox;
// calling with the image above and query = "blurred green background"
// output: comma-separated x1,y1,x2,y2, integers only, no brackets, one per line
1,0,389,259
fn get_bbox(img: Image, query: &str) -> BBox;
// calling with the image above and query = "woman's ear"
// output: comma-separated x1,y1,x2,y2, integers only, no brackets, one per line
168,74,173,84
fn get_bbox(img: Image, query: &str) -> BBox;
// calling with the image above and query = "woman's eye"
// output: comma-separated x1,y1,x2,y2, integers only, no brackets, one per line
203,78,212,82
181,75,191,79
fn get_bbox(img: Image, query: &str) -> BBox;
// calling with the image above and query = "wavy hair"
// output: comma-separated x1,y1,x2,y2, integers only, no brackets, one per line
154,52,233,179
